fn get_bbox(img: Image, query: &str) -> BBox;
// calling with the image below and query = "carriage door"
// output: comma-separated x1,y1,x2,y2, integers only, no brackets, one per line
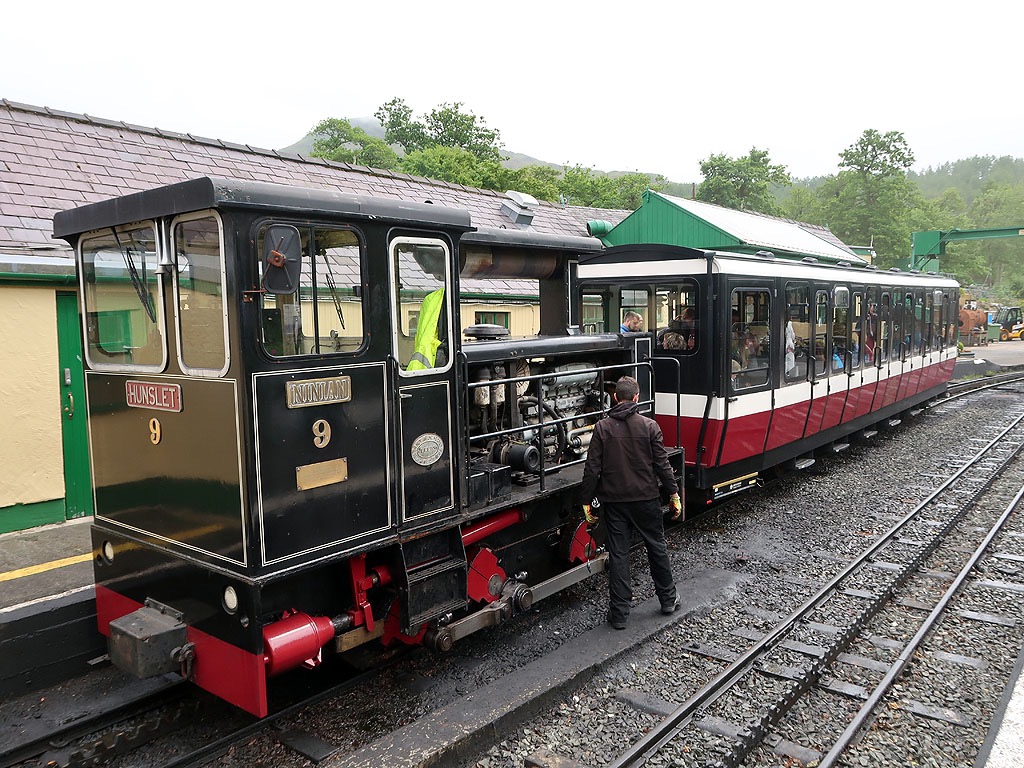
390,237,457,523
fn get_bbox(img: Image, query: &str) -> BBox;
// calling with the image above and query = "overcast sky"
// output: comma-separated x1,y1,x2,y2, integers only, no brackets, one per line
3,1,1020,183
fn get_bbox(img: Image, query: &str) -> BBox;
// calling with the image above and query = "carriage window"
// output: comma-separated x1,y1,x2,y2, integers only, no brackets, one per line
813,291,828,377
917,291,928,353
620,289,648,331
784,284,809,383
730,289,770,390
392,238,452,375
259,226,365,357
879,293,891,363
174,214,227,376
654,281,699,353
832,287,849,373
80,223,166,371
582,292,608,334
849,292,863,368
865,288,878,365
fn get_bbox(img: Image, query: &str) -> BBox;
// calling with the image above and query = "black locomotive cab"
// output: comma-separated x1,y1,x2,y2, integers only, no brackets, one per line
55,177,669,717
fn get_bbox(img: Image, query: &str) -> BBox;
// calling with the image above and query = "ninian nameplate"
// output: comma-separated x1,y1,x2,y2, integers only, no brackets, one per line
286,376,352,408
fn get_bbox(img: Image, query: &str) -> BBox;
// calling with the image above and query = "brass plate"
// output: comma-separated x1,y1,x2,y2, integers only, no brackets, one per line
286,376,352,409
296,457,348,491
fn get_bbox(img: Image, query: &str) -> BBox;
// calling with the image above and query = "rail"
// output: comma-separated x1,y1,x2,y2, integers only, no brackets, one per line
608,393,1024,767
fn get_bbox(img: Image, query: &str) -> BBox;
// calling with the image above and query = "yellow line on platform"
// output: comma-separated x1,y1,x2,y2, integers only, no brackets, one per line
0,553,92,583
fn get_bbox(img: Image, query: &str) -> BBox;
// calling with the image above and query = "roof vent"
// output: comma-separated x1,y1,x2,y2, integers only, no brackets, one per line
755,250,775,259
500,190,538,226
587,220,615,237
802,256,818,264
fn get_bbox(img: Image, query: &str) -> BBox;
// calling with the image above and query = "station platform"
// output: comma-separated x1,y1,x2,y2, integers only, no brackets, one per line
2,342,1024,755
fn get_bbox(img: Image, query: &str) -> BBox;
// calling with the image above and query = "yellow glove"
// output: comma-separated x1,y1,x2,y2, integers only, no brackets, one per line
583,504,598,524
669,493,682,520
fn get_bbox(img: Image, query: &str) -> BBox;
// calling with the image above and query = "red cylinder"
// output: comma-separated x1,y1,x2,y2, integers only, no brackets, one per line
462,508,523,548
262,612,336,676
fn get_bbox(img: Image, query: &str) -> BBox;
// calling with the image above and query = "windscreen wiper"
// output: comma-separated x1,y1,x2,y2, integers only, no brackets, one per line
111,228,157,323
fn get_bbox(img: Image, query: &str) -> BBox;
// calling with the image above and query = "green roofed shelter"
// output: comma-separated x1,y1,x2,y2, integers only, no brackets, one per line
590,190,865,265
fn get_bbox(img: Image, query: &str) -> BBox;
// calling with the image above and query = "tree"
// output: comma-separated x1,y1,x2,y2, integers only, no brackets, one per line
309,118,399,170
375,98,503,163
695,148,790,215
399,146,496,188
815,129,922,266
559,166,665,209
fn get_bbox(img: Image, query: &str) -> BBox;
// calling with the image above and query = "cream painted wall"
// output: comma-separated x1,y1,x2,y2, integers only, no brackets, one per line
0,286,64,504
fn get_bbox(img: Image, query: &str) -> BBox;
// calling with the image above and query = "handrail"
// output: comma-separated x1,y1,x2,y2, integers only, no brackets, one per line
466,359,655,490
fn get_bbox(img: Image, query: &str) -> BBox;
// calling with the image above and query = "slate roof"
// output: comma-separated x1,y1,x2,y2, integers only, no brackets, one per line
0,100,629,296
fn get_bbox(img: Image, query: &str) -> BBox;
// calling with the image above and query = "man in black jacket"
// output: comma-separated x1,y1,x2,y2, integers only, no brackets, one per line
580,376,682,630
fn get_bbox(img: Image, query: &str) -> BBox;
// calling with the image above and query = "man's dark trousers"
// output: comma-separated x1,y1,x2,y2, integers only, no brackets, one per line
603,498,676,624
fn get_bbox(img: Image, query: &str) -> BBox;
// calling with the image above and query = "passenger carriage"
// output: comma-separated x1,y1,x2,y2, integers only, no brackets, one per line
577,245,960,504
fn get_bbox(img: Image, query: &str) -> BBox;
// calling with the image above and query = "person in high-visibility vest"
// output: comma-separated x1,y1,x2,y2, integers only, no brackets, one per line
407,287,445,371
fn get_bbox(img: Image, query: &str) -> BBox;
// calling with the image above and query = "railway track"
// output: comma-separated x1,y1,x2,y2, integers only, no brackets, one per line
590,393,1024,767
0,652,405,768
8,380,1024,768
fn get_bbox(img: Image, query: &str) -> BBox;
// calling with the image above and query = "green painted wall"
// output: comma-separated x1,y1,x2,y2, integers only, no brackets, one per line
0,498,66,535
604,191,742,250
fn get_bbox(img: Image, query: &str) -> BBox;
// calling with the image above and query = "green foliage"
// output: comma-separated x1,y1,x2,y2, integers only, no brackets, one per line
399,146,499,188
559,166,665,209
309,118,399,170
695,148,790,215
375,98,503,163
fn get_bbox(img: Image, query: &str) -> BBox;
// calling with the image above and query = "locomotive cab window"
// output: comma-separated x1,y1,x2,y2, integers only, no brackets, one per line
258,225,366,357
173,213,228,376
80,222,166,372
391,237,453,375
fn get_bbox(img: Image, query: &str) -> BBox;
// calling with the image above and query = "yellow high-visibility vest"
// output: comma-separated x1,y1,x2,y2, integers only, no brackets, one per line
407,287,444,371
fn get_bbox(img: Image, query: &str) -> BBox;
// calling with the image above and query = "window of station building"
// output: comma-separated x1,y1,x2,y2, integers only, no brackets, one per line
831,286,849,373
784,284,809,384
730,289,770,390
258,225,365,358
80,222,166,372
654,281,699,353
391,237,452,375
474,310,510,328
173,213,227,376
